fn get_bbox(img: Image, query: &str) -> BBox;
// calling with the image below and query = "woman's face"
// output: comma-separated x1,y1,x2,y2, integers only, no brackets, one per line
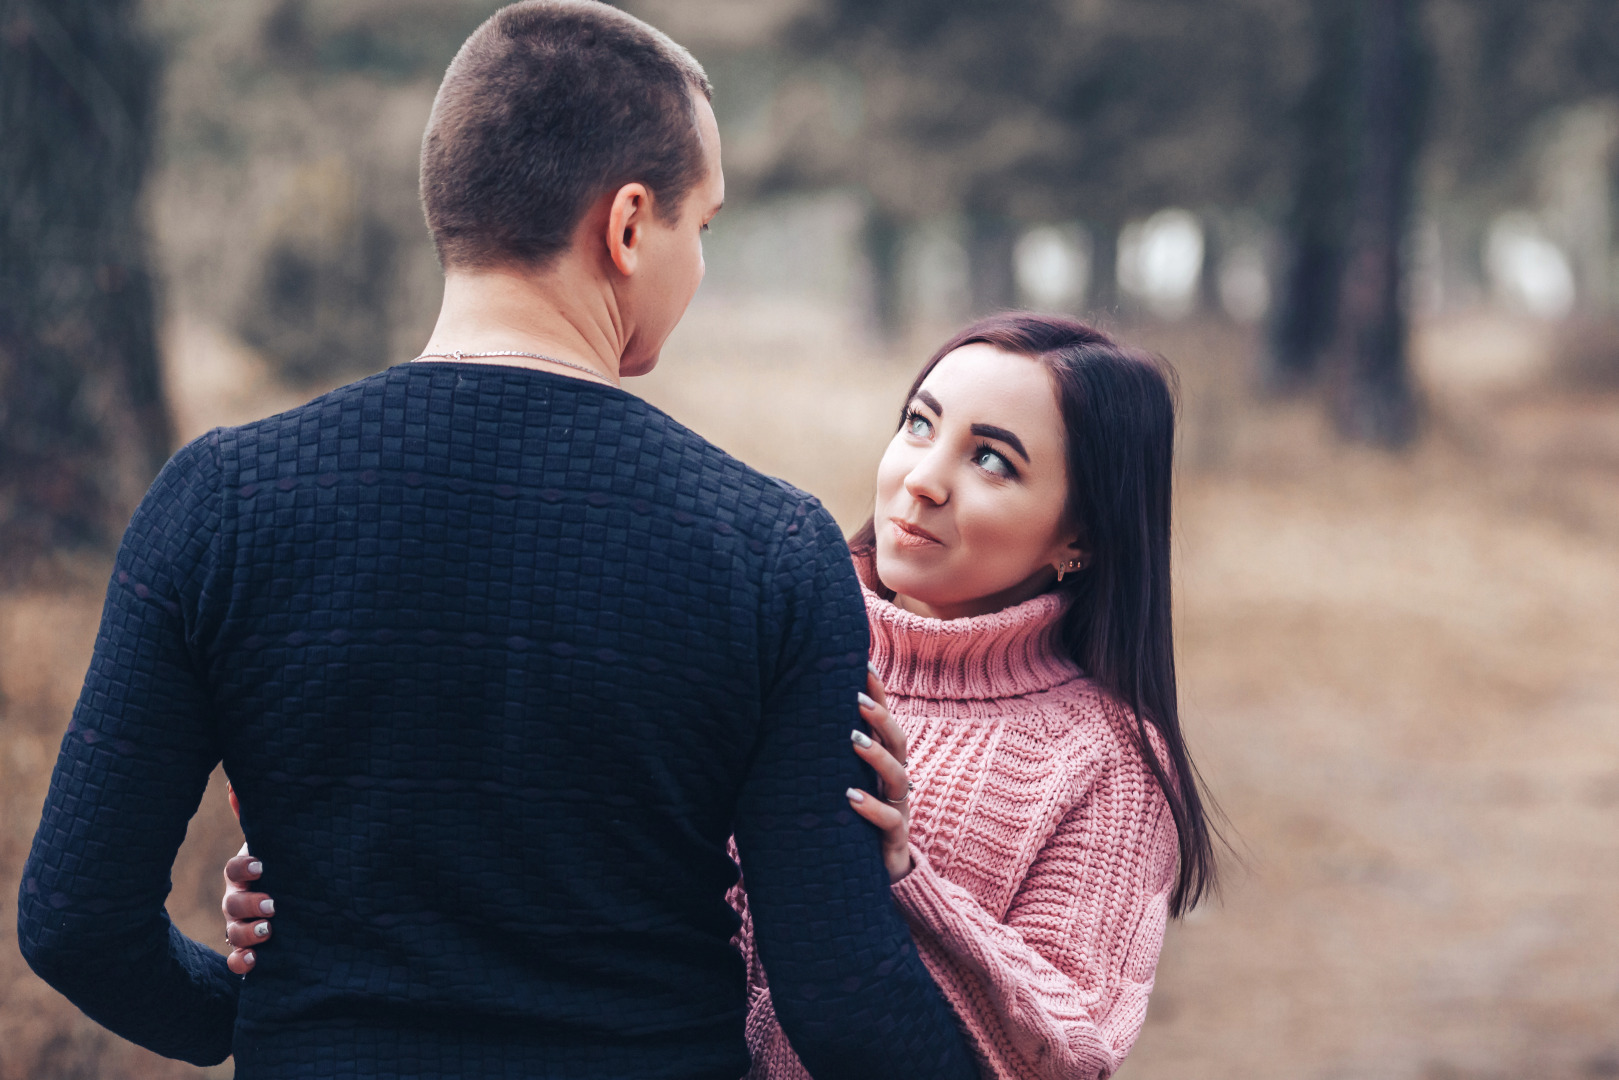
873,343,1082,621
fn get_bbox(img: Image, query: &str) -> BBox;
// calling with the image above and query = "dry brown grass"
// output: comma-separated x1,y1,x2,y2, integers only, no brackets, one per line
2,301,1617,1079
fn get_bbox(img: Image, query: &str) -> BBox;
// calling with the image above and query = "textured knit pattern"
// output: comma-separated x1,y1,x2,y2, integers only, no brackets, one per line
17,363,977,1080
736,563,1179,1080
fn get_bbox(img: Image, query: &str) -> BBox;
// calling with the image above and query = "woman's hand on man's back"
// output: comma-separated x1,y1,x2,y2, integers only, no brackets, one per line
223,842,275,974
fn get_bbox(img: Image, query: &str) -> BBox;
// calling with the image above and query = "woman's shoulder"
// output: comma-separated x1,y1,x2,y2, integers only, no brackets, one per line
1036,677,1172,787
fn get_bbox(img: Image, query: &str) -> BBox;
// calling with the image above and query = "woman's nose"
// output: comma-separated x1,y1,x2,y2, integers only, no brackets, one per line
903,451,950,506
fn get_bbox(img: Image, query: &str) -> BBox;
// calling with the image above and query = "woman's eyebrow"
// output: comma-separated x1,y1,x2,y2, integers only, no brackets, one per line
916,389,945,414
970,424,1030,463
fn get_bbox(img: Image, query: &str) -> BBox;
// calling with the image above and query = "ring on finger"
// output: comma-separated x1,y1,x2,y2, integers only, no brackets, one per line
881,778,913,806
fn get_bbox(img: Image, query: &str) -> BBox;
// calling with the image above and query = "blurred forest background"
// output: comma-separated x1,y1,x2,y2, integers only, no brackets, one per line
3,0,1619,1077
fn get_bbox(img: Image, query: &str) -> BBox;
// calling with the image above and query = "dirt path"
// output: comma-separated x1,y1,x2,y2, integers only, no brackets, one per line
1140,447,1619,1080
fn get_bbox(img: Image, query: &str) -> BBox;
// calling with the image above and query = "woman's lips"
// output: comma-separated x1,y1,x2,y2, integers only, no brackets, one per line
888,518,943,549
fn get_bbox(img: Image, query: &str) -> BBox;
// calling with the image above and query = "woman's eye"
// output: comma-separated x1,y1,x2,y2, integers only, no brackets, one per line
975,448,1013,478
904,412,933,438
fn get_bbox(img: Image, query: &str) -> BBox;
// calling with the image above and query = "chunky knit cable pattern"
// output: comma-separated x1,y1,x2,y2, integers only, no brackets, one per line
736,565,1179,1080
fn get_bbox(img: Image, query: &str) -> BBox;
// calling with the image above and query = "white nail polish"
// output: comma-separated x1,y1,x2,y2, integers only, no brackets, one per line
254,922,269,937
846,788,866,803
260,899,275,916
243,951,255,965
868,660,879,676
851,729,873,749
248,861,262,876
857,692,876,710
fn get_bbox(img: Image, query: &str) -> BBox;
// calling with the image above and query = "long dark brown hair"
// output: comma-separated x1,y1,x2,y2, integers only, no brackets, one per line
851,312,1218,916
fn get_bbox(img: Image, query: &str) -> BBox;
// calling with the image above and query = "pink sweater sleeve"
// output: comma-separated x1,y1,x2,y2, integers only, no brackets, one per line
889,756,1179,1080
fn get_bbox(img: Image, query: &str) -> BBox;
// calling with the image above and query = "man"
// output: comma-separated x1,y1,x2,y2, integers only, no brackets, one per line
16,4,977,1078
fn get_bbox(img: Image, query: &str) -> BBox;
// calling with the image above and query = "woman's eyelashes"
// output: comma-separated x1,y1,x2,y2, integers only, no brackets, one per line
902,408,933,439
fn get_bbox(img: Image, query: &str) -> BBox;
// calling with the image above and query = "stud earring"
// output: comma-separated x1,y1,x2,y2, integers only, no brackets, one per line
1056,558,1084,582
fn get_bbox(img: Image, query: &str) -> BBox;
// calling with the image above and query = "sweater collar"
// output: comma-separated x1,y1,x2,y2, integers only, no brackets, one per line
858,556,1082,701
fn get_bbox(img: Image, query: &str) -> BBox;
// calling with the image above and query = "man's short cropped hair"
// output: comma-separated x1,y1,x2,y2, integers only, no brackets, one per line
421,0,713,271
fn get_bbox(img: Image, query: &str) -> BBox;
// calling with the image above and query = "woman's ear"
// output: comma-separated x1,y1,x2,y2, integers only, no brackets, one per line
1049,536,1089,581
605,182,651,276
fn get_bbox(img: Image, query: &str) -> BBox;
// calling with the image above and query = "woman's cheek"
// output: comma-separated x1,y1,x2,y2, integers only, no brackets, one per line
956,492,1044,589
873,439,911,507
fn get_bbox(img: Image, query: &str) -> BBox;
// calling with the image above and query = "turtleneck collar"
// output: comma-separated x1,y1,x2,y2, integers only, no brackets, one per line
857,555,1083,702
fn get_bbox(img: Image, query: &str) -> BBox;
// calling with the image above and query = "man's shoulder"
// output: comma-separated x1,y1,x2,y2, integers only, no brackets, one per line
215,368,394,446
620,394,833,527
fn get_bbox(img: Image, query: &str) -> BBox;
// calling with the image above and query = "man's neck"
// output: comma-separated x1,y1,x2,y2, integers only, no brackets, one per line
419,262,627,386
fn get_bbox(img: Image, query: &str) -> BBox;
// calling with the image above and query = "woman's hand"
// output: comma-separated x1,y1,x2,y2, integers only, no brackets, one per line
222,782,277,974
846,665,915,884
222,844,275,973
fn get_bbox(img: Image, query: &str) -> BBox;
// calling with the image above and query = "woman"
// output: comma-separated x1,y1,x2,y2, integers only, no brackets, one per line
224,312,1218,1079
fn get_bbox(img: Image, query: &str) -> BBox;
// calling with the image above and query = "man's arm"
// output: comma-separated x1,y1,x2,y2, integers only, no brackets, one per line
732,498,977,1080
16,433,239,1066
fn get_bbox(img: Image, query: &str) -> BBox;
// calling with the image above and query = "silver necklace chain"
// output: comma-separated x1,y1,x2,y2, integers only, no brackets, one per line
410,349,614,385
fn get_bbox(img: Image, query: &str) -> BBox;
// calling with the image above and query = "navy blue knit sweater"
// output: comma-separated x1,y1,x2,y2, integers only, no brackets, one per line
18,362,976,1080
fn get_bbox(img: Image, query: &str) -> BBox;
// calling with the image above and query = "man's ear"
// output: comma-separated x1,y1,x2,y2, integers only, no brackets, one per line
605,182,651,277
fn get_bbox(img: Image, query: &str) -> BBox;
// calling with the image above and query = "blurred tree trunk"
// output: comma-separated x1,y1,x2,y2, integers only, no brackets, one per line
1199,225,1223,314
0,0,171,579
967,214,1017,316
1087,222,1119,321
1329,0,1423,445
1267,0,1356,389
864,206,905,341
1267,0,1423,446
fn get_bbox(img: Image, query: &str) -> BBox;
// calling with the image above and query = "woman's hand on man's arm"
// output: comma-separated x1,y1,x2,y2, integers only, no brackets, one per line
846,666,915,884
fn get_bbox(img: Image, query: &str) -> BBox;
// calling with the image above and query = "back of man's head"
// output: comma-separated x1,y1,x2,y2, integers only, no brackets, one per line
421,0,712,273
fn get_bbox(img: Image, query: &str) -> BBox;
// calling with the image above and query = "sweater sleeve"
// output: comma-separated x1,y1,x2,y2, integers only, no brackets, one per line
16,433,239,1066
889,753,1179,1080
731,499,976,1080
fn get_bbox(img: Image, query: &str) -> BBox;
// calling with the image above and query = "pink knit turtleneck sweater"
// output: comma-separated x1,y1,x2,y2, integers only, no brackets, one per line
734,569,1180,1080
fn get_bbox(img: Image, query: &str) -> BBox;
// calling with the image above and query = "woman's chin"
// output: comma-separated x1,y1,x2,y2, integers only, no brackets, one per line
874,546,951,608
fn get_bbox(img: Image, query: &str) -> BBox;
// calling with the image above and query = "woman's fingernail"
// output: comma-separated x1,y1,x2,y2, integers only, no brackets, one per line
846,788,866,803
254,922,270,937
243,951,255,966
851,729,873,749
868,660,879,676
248,861,262,876
259,899,275,916
857,692,876,710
